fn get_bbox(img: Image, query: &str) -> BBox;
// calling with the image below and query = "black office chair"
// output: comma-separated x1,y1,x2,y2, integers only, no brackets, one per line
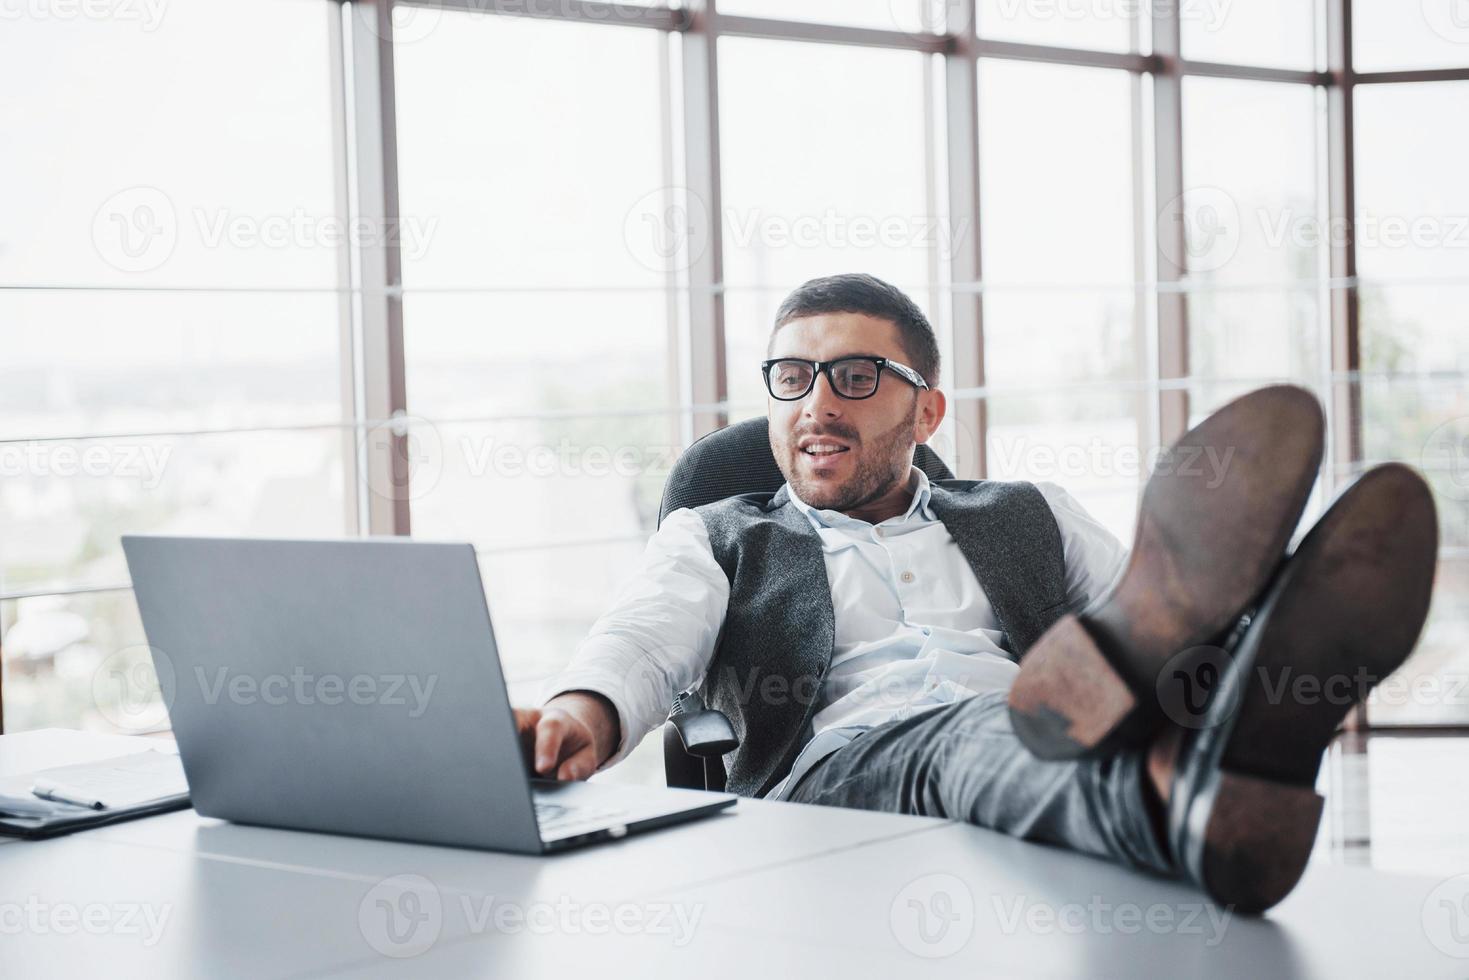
658,416,956,791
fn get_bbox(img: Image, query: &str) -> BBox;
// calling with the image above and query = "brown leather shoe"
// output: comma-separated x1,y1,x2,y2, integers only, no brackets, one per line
1008,384,1325,760
1165,463,1439,913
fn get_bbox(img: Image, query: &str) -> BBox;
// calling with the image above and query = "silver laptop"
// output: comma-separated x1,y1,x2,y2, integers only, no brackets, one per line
121,535,735,853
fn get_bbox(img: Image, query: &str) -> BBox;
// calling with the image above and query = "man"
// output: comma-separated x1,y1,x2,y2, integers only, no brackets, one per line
516,273,1438,913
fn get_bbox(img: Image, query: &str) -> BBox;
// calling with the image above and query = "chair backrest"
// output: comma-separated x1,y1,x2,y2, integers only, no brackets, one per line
658,417,955,525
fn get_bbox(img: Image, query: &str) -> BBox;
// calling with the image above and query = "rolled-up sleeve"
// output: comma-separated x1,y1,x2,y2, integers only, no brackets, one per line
541,507,730,768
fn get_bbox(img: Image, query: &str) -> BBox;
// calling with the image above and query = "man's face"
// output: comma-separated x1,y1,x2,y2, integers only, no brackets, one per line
766,312,944,513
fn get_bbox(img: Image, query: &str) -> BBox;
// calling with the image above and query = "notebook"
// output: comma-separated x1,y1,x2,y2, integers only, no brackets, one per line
0,749,191,839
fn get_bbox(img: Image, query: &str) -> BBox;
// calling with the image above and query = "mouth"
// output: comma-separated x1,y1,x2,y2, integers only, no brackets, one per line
797,437,853,460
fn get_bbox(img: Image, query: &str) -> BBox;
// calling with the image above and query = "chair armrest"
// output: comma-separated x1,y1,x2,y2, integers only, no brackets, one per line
666,690,740,787
667,706,739,758
663,690,738,791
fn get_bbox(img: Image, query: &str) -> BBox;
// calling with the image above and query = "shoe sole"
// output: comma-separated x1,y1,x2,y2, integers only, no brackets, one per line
1008,385,1325,760
1178,463,1439,913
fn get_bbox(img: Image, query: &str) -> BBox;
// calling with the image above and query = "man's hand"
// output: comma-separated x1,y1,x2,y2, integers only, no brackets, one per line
513,691,620,781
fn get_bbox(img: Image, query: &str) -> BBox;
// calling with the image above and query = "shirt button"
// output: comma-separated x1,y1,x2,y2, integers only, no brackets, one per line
900,571,915,584
874,527,885,538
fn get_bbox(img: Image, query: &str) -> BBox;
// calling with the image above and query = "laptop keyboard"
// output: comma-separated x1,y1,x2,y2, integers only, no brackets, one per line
533,799,630,833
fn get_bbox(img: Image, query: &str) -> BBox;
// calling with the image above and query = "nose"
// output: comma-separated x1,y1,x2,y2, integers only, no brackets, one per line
803,370,844,420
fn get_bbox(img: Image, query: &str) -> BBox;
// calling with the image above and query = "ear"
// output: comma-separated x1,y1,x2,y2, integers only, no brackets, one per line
913,388,946,444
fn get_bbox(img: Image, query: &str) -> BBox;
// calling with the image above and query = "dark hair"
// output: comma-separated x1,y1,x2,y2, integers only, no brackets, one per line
770,273,941,386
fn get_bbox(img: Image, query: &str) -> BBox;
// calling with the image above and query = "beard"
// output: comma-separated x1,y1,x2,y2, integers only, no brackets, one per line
776,400,918,513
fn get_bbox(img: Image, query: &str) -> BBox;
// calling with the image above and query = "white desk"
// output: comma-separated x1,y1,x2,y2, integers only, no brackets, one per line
2,730,1466,978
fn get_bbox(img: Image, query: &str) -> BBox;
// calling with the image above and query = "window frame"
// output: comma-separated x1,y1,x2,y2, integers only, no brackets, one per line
5,0,1468,733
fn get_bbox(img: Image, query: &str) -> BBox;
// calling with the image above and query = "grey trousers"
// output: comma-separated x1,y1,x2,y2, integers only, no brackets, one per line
785,690,1175,876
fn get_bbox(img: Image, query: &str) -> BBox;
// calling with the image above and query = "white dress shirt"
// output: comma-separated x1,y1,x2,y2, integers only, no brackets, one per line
545,468,1128,798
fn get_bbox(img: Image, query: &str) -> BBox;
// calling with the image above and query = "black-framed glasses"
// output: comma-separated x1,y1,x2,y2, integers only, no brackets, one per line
761,356,930,401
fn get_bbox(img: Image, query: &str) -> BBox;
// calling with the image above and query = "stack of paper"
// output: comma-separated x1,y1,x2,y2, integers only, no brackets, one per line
0,749,190,838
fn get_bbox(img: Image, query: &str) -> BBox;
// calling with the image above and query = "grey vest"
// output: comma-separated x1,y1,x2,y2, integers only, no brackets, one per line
694,480,1069,798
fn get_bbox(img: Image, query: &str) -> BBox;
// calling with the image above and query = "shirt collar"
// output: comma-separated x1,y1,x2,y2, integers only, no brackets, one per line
787,466,934,531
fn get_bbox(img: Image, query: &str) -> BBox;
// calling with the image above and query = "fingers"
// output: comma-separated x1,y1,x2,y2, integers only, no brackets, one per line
533,710,600,780
555,747,599,782
513,708,541,768
533,714,566,777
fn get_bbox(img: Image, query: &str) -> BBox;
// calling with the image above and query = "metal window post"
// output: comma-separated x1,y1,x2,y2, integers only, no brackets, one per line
681,1,728,438
1326,0,1368,731
946,0,987,479
344,0,412,535
1326,0,1362,473
1152,0,1190,444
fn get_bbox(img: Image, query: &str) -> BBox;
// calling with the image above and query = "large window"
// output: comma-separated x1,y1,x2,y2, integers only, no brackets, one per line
718,37,938,416
1181,77,1324,418
975,0,1134,51
394,12,679,700
1180,0,1317,70
4,0,1468,757
978,60,1143,538
0,0,348,733
1353,0,1469,71
1354,81,1469,725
